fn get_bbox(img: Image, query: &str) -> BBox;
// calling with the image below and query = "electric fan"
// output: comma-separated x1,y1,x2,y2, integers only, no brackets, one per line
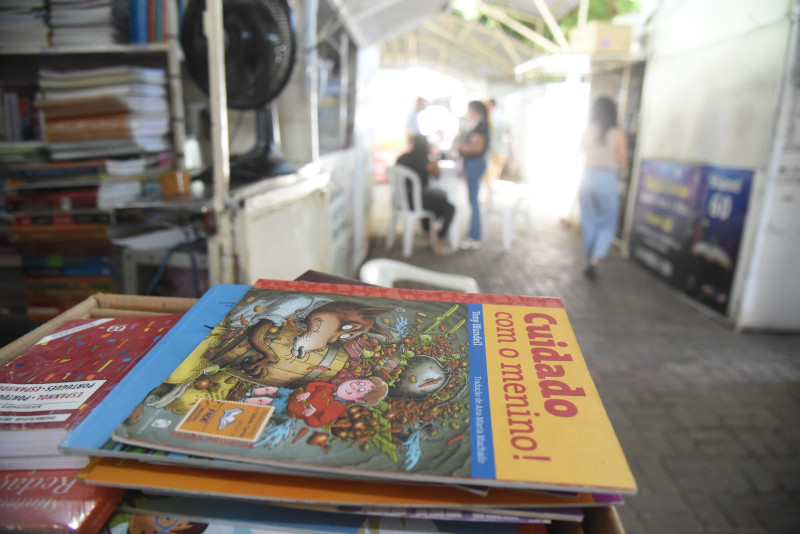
181,0,297,186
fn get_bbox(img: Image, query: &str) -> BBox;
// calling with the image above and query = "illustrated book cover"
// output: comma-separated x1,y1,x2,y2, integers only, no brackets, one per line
0,313,181,469
111,279,636,494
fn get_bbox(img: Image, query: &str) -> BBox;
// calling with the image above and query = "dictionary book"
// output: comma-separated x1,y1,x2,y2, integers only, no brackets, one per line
111,279,636,494
0,313,181,469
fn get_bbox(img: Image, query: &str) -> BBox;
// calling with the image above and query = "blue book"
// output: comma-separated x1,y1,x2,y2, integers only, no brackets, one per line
59,284,250,461
129,0,148,43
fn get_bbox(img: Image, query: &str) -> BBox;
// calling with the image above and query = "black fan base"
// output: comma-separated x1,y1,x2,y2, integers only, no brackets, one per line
195,154,297,191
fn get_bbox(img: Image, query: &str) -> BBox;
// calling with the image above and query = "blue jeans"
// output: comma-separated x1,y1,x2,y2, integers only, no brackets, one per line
578,168,619,260
464,157,487,240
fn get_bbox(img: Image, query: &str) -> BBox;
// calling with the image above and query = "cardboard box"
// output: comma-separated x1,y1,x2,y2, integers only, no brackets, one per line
570,21,631,54
0,293,196,366
0,289,626,534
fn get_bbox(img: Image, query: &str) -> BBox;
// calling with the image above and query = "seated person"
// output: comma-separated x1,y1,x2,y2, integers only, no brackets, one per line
396,134,455,255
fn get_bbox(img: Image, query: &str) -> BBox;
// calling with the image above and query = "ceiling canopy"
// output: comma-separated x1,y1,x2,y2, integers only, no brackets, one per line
330,0,646,81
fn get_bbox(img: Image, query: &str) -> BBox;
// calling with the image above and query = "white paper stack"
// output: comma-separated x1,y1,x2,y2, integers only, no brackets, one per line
0,0,49,50
36,66,171,159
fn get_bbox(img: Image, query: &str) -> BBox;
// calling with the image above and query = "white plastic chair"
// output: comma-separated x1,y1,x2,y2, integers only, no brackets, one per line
386,164,437,257
359,258,480,293
483,180,533,251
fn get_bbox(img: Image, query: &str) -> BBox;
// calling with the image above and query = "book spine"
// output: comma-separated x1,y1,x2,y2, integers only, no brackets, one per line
10,224,108,243
0,87,6,142
148,0,156,43
155,0,164,43
5,189,99,211
44,113,131,143
7,166,105,180
22,252,111,269
129,0,148,43
24,265,115,277
13,212,111,227
18,93,36,141
5,92,21,141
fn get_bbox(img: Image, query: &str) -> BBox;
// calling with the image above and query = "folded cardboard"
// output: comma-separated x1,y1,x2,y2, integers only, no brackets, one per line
570,21,631,54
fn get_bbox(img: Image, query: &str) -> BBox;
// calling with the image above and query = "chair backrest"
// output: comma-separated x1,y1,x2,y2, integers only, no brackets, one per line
388,164,425,214
359,258,481,293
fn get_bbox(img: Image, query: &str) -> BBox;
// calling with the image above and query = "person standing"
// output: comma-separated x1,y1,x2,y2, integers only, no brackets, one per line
577,96,629,279
454,100,489,249
485,98,509,192
406,97,427,139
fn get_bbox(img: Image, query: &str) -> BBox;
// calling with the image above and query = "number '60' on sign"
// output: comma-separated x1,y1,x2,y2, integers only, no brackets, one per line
708,192,733,221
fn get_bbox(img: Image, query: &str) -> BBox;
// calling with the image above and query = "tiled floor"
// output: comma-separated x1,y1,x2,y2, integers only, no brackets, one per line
363,184,800,534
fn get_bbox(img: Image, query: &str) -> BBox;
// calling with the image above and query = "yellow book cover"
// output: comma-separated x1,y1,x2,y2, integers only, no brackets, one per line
111,279,636,494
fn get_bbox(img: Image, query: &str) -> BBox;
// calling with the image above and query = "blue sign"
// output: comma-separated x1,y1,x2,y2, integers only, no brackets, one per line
629,159,703,287
684,165,754,314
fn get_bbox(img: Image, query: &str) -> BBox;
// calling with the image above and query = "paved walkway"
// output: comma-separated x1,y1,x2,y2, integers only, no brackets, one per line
364,188,800,534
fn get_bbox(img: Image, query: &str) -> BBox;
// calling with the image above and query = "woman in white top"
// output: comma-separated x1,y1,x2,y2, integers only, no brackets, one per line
578,96,629,279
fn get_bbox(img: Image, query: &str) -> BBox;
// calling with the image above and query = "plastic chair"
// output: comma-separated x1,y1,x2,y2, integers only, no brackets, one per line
385,164,437,257
359,258,480,293
483,180,533,251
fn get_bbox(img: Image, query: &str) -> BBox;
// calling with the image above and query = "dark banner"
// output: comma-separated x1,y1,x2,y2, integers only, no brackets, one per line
629,159,754,317
629,159,703,288
684,165,754,315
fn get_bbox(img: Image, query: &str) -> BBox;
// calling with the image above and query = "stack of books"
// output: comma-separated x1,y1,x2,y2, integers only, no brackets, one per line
49,0,120,47
0,0,48,51
0,293,192,533
36,65,170,160
3,158,117,322
1,82,40,143
11,278,636,532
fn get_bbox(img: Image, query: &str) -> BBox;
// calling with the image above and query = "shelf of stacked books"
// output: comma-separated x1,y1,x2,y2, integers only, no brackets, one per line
0,0,188,326
1,277,635,533
0,0,179,53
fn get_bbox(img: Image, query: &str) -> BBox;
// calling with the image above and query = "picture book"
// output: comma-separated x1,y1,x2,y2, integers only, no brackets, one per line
114,492,549,534
80,457,620,509
0,313,181,469
106,509,543,534
111,279,636,494
0,468,125,534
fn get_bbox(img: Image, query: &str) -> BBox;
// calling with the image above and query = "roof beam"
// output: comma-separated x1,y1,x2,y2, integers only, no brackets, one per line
435,17,479,71
478,2,561,55
529,0,571,51
415,32,516,73
486,22,523,65
500,7,544,27
578,0,589,28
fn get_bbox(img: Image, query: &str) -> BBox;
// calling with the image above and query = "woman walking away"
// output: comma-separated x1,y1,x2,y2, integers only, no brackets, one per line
578,96,628,279
454,100,489,249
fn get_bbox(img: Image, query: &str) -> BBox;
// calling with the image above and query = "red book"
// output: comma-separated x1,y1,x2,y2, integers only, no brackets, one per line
0,314,182,470
148,0,156,42
0,468,125,534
